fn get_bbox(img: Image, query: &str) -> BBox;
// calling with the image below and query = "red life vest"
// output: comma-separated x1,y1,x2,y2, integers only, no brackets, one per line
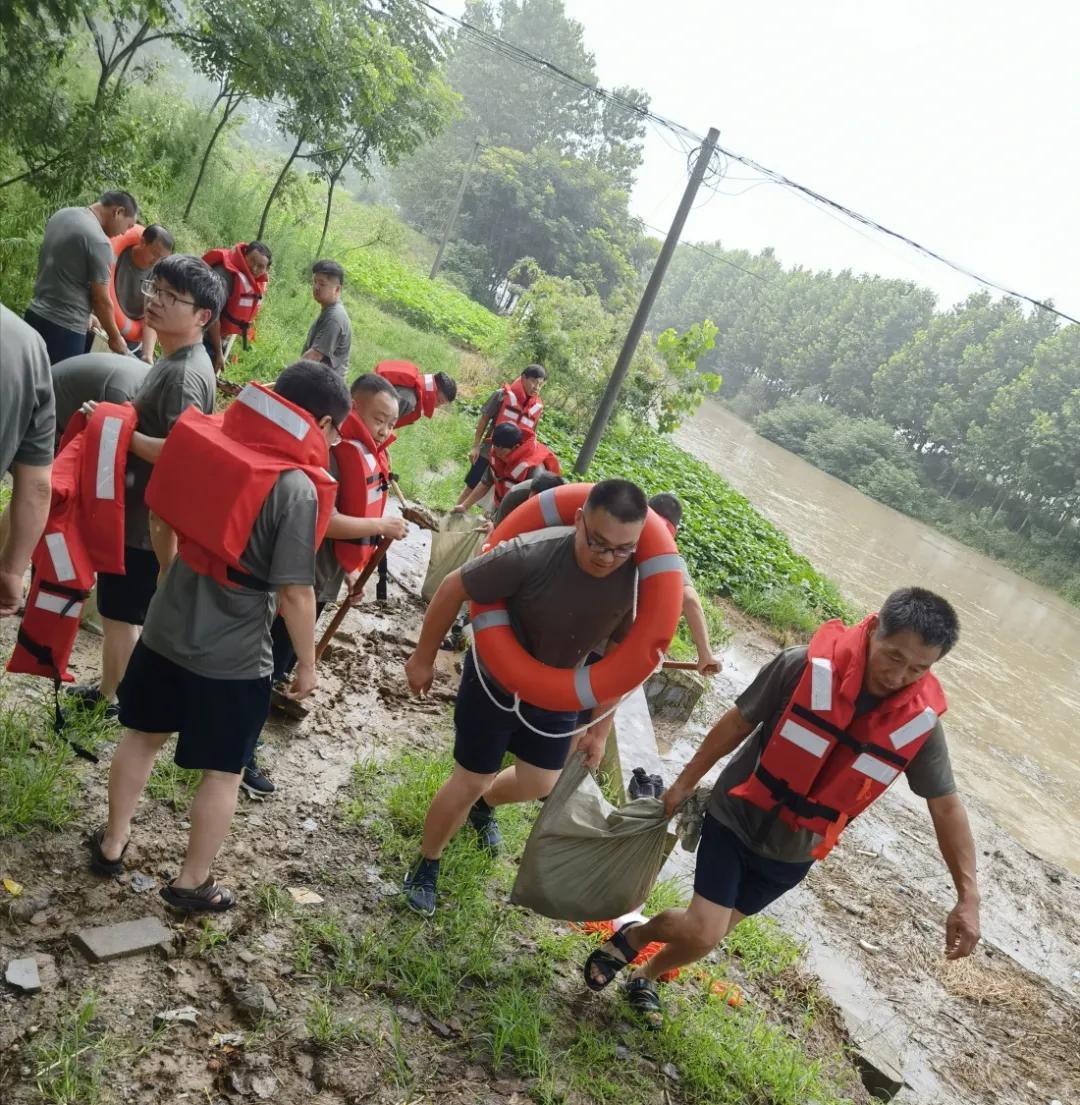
200,243,268,345
7,402,138,684
493,379,543,437
145,383,337,590
490,438,561,506
331,411,393,572
728,617,948,859
109,224,148,342
375,360,438,428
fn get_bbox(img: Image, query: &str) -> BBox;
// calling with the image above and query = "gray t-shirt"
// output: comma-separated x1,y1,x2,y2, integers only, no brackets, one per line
125,343,216,549
28,207,114,332
394,385,418,422
303,302,352,375
142,470,319,679
51,352,148,441
0,304,55,472
112,245,148,320
461,528,635,671
493,480,533,523
708,646,956,863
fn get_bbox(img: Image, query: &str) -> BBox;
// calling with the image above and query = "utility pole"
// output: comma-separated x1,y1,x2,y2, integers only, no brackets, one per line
575,126,721,474
429,139,481,280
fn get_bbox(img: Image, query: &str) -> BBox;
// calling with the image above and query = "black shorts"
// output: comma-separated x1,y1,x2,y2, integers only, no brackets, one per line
464,452,490,489
117,641,271,774
97,545,159,625
453,652,580,775
693,814,814,915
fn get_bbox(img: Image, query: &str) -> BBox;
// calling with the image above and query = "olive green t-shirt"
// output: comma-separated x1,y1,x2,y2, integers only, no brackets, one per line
28,206,114,332
708,646,956,863
50,351,148,442
0,303,55,472
302,302,352,376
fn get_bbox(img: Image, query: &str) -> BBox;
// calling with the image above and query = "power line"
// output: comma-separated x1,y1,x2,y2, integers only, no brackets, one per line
640,224,770,282
411,0,1078,326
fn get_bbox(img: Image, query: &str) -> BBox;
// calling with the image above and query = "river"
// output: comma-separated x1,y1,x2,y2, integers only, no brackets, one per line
675,402,1080,875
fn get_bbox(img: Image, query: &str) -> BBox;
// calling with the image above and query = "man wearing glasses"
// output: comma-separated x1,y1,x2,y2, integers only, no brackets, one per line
67,256,223,718
401,478,649,916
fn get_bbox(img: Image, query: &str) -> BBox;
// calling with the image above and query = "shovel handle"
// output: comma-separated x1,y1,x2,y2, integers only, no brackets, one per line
662,660,700,671
314,536,394,662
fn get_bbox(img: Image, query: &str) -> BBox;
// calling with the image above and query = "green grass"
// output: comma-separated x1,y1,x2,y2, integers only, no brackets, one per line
667,593,733,661
292,748,862,1105
193,918,230,959
731,582,825,639
32,993,112,1105
145,760,201,809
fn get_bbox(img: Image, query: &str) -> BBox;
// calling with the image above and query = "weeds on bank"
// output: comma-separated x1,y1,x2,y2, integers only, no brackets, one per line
289,749,861,1105
32,993,112,1105
145,760,201,809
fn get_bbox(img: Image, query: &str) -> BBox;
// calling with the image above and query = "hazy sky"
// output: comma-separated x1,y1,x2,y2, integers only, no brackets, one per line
450,0,1080,318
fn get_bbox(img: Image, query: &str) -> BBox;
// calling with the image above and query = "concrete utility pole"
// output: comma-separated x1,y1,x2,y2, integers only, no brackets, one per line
429,139,481,281
575,126,721,474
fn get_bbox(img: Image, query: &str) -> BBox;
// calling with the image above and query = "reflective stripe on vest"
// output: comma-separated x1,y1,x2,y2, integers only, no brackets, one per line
35,590,84,617
779,718,830,758
45,533,76,581
236,271,255,307
811,656,832,711
423,374,435,394
889,707,938,749
96,415,124,500
851,752,900,786
237,384,311,441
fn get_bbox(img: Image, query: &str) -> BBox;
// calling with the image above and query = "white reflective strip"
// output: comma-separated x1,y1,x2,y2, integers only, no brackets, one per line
237,385,309,441
811,657,833,712
238,296,255,307
889,707,938,750
368,488,386,505
851,753,900,786
574,665,599,710
779,719,830,758
520,416,537,429
46,533,76,581
510,462,530,479
423,374,435,392
35,591,82,617
236,272,252,291
473,609,511,632
503,410,521,421
538,488,561,526
636,553,684,580
95,415,123,500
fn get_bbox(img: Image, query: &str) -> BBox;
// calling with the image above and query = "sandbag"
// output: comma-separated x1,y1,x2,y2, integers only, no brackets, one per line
421,512,485,602
511,753,670,922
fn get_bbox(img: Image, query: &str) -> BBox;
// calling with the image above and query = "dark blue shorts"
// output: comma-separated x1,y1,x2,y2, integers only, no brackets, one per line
464,453,490,489
693,813,813,915
453,651,580,775
117,641,271,774
96,545,159,626
24,308,93,364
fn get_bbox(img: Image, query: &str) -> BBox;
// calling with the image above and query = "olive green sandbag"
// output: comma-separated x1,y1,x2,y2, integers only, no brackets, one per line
421,513,486,603
511,753,670,922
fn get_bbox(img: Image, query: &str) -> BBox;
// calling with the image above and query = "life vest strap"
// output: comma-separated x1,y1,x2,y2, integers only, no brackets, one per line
338,536,380,547
753,763,842,824
221,308,254,349
38,579,92,606
225,565,273,591
790,702,908,769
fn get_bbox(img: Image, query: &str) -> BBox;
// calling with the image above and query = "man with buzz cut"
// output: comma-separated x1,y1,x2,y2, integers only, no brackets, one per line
301,259,352,376
25,189,139,363
402,478,649,917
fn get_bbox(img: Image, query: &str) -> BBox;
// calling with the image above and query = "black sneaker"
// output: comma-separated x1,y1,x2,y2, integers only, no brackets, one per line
628,767,651,800
648,774,666,798
66,684,119,721
403,857,440,917
468,800,502,854
241,760,276,797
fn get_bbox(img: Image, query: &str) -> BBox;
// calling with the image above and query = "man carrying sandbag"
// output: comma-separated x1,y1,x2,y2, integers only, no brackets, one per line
583,587,981,1027
402,479,649,917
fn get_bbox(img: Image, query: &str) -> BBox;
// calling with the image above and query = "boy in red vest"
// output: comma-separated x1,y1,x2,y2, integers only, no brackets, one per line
375,361,457,428
583,587,981,1027
455,364,546,507
201,241,272,374
453,423,560,516
86,361,350,913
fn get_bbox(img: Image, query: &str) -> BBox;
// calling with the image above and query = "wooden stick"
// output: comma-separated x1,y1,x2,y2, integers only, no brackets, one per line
662,660,701,670
314,536,394,662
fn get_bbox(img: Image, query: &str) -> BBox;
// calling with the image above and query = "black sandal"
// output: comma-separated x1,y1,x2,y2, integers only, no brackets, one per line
583,921,642,992
624,976,664,1029
86,826,129,877
160,877,237,913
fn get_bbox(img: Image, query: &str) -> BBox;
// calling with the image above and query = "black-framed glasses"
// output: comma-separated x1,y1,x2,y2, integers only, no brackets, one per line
140,279,195,308
581,514,637,560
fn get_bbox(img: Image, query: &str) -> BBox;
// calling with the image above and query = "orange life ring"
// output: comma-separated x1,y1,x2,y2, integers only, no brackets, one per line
469,483,685,712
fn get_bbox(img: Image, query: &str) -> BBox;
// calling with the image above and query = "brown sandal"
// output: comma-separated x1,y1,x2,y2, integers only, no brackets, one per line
86,826,129,877
160,877,237,913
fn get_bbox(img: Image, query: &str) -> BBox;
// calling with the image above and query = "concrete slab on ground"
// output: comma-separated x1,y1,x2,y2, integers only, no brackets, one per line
71,916,173,962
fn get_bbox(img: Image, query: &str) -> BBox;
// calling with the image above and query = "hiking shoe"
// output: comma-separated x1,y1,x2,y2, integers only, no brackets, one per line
628,767,651,800
66,684,119,721
403,857,440,917
468,799,502,854
648,773,665,798
241,760,276,797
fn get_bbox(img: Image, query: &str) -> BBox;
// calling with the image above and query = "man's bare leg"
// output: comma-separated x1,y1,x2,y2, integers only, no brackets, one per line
99,616,139,700
174,770,242,894
102,728,170,858
420,763,498,859
483,760,561,807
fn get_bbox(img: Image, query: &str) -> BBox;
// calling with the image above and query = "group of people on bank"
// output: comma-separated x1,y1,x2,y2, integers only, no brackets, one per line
0,188,980,1029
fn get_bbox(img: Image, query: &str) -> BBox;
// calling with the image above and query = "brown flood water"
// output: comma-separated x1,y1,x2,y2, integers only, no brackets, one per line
676,403,1080,875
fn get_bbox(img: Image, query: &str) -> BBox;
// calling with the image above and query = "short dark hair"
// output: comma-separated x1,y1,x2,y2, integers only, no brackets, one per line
151,255,225,324
349,372,399,402
530,472,565,496
878,587,960,657
648,492,682,529
143,224,174,251
100,189,138,216
244,241,273,266
274,360,350,426
521,363,546,381
434,371,457,402
586,478,647,524
492,423,523,449
312,259,344,285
